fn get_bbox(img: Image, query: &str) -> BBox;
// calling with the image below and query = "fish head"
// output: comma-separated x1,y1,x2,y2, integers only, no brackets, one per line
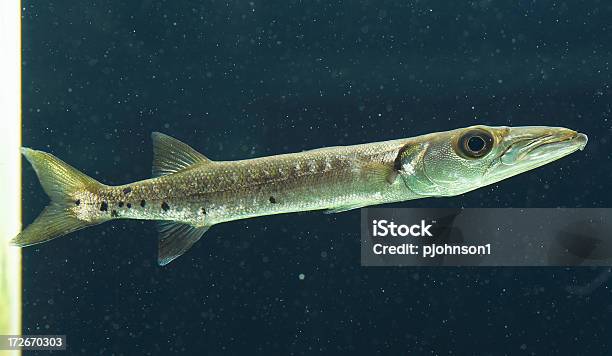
396,125,588,197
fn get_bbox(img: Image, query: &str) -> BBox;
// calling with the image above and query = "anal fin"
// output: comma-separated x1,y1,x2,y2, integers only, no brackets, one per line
157,222,209,266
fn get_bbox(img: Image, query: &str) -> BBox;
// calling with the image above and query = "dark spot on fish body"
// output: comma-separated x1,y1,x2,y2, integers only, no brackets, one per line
140,199,146,208
269,196,277,204
127,203,131,208
100,201,108,211
122,187,132,195
75,199,80,206
111,209,119,218
118,202,124,207
161,202,170,211
201,207,207,215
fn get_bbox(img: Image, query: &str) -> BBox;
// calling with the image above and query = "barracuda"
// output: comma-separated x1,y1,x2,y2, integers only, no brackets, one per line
11,125,587,265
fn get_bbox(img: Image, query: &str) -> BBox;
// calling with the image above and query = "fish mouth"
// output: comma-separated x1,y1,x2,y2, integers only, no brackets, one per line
536,131,588,154
485,128,587,182
500,130,587,166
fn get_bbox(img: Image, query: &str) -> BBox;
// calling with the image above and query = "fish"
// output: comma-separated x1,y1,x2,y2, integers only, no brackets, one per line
11,125,588,265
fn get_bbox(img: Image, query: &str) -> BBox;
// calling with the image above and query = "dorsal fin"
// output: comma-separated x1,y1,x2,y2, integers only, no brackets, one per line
151,132,212,177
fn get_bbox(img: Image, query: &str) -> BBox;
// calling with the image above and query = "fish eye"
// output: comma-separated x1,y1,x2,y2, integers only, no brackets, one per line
456,129,494,158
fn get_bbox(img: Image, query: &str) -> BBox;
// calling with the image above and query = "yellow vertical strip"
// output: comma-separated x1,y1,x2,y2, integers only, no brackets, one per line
0,0,22,355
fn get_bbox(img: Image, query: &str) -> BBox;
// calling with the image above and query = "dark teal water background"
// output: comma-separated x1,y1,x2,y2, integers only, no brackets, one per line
22,1,611,354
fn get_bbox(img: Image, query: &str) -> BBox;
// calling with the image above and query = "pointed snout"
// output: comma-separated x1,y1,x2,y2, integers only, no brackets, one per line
498,126,588,165
502,126,582,142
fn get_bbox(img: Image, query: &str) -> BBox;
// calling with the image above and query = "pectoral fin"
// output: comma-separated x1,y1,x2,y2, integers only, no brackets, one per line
325,161,398,214
360,161,399,185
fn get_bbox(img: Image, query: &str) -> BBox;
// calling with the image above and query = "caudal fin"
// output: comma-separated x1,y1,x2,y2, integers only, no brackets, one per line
11,148,103,247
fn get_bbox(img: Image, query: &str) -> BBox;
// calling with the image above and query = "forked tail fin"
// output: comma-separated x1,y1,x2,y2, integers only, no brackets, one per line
11,148,104,247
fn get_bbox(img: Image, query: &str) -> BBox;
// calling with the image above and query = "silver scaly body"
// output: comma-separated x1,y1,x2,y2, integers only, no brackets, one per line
12,125,587,265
